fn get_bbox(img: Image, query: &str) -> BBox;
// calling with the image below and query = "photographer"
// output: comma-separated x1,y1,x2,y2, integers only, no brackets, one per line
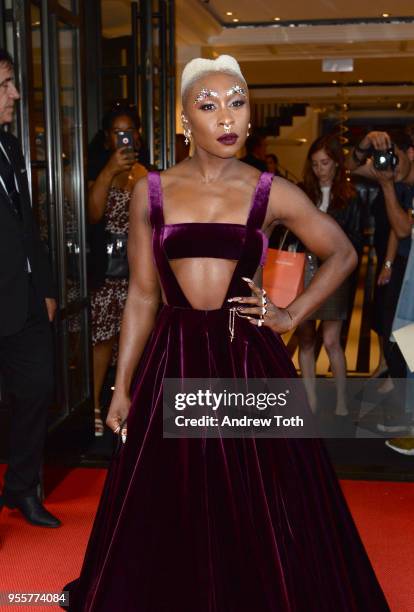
349,130,414,432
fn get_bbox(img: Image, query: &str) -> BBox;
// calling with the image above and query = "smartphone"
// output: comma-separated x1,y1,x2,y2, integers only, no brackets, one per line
116,130,134,150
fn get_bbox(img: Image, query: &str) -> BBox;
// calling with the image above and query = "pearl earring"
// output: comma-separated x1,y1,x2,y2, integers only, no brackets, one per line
247,122,251,137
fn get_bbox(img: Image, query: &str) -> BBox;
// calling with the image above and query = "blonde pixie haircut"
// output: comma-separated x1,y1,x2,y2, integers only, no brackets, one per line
181,54,246,102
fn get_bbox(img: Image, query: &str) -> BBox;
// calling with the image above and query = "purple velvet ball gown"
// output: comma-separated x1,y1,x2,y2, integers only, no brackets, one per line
64,172,389,611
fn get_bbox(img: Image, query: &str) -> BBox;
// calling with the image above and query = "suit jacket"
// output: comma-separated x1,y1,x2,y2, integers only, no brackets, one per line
0,129,54,336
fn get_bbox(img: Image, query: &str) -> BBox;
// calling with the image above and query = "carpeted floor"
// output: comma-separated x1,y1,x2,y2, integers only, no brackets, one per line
0,466,413,611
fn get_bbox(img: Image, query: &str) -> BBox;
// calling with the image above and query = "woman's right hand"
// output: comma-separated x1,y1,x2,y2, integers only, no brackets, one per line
106,146,137,178
106,392,131,434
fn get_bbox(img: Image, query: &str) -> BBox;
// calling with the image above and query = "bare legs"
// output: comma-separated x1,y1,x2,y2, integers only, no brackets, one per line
297,319,348,415
322,320,348,415
93,337,116,435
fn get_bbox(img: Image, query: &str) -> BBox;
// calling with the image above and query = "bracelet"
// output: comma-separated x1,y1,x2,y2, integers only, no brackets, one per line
383,260,393,270
352,146,369,166
355,142,371,154
352,148,363,166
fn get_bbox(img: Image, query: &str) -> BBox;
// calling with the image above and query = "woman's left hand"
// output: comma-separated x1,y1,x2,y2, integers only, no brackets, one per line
228,277,294,334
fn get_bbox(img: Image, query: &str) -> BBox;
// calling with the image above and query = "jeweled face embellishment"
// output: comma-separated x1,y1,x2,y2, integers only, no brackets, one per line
226,85,247,97
193,88,219,105
223,124,231,133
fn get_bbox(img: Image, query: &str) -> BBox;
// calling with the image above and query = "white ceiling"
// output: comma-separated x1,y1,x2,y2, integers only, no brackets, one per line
101,0,414,106
203,0,414,22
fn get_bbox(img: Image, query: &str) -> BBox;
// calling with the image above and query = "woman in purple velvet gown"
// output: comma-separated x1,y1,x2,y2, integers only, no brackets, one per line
64,56,389,611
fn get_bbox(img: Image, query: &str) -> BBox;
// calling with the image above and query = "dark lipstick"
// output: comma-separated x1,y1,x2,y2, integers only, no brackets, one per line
217,133,238,145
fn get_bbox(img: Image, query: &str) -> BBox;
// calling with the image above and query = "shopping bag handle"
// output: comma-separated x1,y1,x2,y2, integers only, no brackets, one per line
279,228,299,252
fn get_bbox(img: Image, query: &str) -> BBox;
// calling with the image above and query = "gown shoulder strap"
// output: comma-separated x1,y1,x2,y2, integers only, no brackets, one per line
246,171,274,230
147,171,164,229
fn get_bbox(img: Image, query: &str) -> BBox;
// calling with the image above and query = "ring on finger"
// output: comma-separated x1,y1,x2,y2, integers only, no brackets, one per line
261,305,267,316
258,317,263,327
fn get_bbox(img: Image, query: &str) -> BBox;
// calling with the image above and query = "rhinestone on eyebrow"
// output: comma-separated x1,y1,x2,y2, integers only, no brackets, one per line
193,88,219,105
226,85,247,97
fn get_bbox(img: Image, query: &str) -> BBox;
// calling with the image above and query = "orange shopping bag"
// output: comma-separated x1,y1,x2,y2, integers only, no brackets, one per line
263,231,305,308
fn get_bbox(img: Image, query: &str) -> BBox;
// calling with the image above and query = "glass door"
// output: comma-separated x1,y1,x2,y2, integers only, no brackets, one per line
135,0,176,168
11,0,92,438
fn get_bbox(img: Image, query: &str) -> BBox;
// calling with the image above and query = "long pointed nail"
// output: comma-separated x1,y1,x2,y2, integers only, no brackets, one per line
242,277,252,283
228,297,241,302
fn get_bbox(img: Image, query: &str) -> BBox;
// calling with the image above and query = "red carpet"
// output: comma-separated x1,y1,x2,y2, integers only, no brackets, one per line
0,466,413,611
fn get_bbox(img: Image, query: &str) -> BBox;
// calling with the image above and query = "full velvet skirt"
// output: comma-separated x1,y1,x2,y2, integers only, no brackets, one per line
65,305,389,612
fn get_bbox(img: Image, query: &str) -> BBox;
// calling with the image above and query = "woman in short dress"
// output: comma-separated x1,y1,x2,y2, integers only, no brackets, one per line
87,106,147,435
297,135,362,415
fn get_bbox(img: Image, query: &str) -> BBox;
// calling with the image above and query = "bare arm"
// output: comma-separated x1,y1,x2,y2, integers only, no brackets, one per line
378,179,412,238
385,229,398,262
346,130,412,237
346,131,391,173
106,177,161,431
378,230,398,286
349,159,377,181
88,147,136,223
269,178,357,327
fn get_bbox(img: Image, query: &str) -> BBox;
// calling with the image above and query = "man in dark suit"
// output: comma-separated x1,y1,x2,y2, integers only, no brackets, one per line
0,48,60,527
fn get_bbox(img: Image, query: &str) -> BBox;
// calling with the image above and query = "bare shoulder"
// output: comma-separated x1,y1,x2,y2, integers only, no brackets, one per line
270,175,305,197
237,160,262,183
268,176,313,221
130,175,151,222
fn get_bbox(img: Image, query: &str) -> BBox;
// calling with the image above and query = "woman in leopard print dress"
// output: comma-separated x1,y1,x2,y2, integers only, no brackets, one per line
88,106,147,435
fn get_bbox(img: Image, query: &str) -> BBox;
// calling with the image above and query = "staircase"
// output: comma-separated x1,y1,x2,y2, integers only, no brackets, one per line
251,102,309,136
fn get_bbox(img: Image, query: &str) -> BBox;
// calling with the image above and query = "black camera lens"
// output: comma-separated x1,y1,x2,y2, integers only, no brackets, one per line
372,145,398,171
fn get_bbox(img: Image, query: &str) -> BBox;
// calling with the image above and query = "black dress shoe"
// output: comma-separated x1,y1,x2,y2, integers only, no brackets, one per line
0,493,61,528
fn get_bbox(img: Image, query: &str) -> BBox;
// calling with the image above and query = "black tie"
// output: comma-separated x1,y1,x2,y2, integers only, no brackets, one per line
0,145,21,219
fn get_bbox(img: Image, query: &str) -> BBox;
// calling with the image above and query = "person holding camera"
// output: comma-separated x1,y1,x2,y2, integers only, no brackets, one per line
87,105,147,436
349,130,414,430
348,130,414,440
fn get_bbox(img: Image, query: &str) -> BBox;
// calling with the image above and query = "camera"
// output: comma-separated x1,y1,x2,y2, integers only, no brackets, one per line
116,131,134,150
372,145,398,171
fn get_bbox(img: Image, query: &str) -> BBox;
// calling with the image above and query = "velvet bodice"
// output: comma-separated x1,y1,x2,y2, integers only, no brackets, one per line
148,171,273,308
162,222,268,265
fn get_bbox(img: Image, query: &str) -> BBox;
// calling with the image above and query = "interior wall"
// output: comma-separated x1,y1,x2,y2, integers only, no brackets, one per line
266,107,320,181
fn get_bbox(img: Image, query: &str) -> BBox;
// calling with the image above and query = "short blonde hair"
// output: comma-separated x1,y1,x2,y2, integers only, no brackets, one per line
181,55,246,101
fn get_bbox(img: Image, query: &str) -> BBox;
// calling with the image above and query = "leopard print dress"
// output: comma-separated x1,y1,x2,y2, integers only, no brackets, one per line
91,186,130,346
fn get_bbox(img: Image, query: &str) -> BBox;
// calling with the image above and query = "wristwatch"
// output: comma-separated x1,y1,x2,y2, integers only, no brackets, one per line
383,260,393,270
355,143,371,155
352,143,370,165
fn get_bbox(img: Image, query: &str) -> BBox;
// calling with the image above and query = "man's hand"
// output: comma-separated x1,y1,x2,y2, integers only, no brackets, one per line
45,297,57,322
371,166,395,186
359,131,392,152
347,130,392,174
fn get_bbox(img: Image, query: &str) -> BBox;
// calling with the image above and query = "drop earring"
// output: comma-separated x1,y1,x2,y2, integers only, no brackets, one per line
184,128,192,146
247,122,251,137
181,115,191,146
